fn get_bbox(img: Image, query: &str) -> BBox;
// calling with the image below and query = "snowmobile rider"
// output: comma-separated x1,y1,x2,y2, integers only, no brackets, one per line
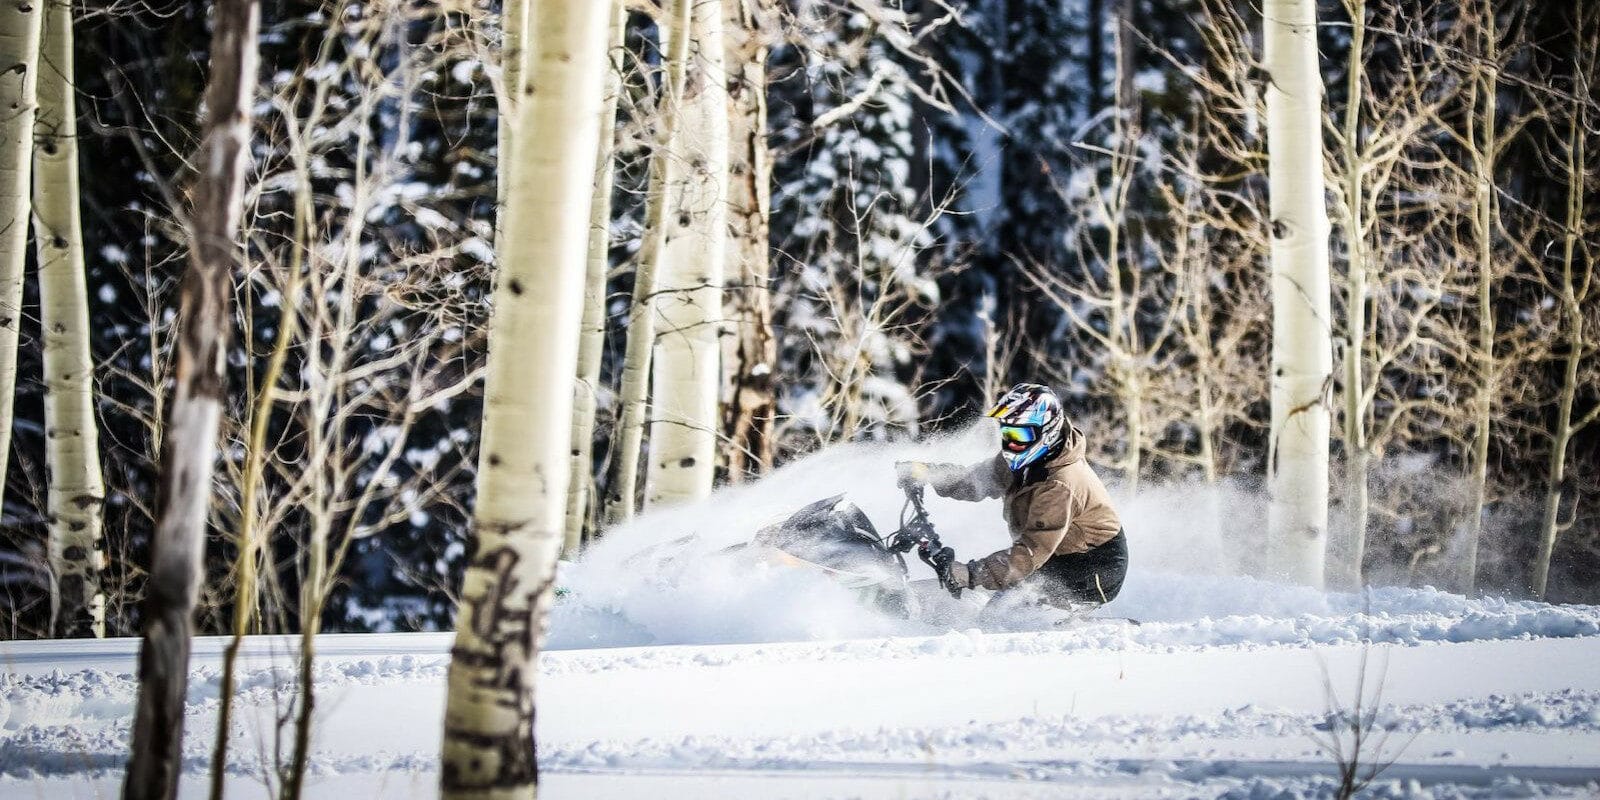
895,383,1128,608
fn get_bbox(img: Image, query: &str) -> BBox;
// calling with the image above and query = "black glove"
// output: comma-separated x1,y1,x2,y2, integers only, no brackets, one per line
920,542,964,596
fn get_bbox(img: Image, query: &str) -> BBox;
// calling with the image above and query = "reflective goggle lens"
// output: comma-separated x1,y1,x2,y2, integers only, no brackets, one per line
1000,425,1038,445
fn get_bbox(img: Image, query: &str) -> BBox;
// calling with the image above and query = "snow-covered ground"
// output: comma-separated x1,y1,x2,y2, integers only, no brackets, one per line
5,429,1599,798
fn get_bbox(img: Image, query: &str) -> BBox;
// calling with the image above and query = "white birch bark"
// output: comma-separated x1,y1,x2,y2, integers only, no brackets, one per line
494,0,526,225
1334,0,1369,589
1459,1,1498,594
1532,84,1593,600
644,0,728,508
123,1,259,797
606,3,691,525
1263,0,1332,587
33,0,106,638
439,1,608,795
563,0,625,555
0,0,42,515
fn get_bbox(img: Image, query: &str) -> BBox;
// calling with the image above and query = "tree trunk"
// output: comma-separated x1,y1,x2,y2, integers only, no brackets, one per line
1335,0,1369,589
1196,366,1218,483
606,1,692,525
1532,91,1587,600
123,1,260,797
212,140,326,800
1115,0,1137,125
439,1,609,796
1121,367,1142,492
644,0,729,508
284,504,330,800
275,148,314,800
1086,0,1105,117
1263,0,1332,588
0,0,42,520
1174,143,1219,486
1460,1,1498,595
564,0,625,555
1110,4,1140,492
33,0,105,638
721,0,775,483
495,0,526,224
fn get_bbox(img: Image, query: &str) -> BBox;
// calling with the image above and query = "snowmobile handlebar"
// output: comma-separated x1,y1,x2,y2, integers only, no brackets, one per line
887,485,963,598
886,485,932,553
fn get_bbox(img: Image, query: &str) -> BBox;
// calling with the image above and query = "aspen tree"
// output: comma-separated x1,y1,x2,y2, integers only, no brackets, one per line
32,0,105,637
563,0,625,555
123,1,260,797
722,0,776,483
440,0,609,795
644,0,728,508
1323,2,1457,587
1459,0,1500,594
495,0,526,222
1263,0,1333,587
0,0,42,513
276,128,313,800
1533,16,1598,599
1334,0,1370,589
608,0,691,524
1154,129,1243,485
1108,9,1145,492
1157,0,1275,488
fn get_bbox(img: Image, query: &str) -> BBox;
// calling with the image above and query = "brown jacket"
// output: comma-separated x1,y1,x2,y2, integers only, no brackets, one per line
925,424,1122,590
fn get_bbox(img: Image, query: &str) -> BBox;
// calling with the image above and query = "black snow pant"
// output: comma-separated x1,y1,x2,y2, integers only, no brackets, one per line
996,529,1129,609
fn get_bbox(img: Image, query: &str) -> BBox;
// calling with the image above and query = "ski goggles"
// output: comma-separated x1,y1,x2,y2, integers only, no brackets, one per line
999,424,1040,451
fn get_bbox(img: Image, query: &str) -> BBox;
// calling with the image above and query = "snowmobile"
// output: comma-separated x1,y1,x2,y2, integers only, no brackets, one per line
738,485,962,620
741,486,1141,629
619,484,1133,629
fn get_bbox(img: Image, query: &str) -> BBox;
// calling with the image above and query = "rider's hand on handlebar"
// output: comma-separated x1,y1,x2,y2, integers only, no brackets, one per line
919,542,972,593
919,542,953,577
895,461,929,490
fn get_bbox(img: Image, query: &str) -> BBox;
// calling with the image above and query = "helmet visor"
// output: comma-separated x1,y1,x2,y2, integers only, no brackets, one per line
999,424,1039,453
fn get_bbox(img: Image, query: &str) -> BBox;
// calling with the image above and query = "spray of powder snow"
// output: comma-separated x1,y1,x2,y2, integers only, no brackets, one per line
548,423,1001,648
545,421,1421,649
